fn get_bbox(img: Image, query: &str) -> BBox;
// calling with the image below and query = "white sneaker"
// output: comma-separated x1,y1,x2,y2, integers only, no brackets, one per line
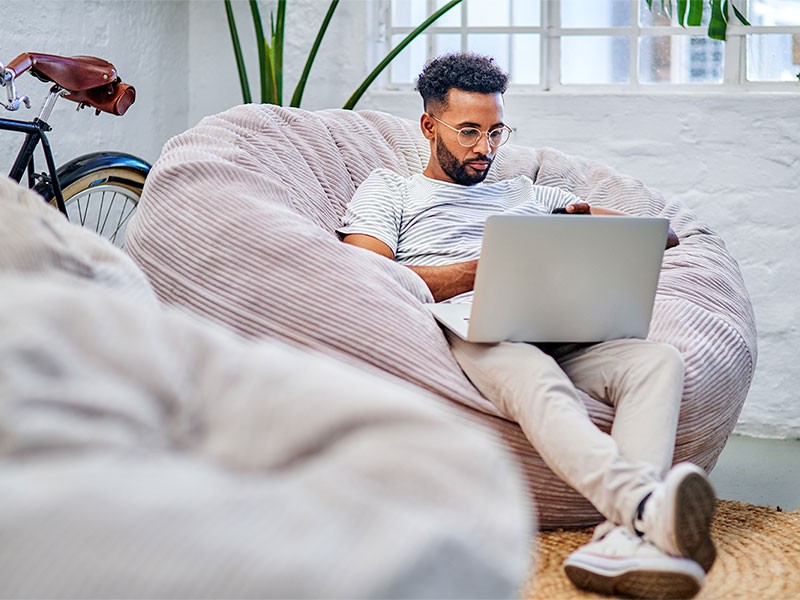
633,462,717,571
564,525,705,599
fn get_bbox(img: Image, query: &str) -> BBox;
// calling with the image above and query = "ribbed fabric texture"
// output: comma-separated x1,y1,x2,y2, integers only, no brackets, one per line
0,175,533,598
126,104,757,528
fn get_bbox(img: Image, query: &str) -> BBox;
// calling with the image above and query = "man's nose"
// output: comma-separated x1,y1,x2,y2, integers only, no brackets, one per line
473,133,492,155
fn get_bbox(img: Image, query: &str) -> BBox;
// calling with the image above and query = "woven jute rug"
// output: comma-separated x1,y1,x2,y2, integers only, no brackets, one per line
523,500,800,599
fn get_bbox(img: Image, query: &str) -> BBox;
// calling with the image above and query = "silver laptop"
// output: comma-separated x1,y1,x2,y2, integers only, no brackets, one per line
427,214,668,343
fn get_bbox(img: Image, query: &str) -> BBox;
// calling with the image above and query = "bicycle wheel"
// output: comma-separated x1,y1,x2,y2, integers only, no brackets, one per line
35,152,151,247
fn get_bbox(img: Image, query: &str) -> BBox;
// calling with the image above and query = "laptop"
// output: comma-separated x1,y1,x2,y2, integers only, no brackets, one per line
426,214,668,343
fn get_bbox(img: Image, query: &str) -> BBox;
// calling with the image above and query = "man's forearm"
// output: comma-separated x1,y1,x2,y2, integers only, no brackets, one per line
588,205,625,216
585,204,679,248
408,260,478,303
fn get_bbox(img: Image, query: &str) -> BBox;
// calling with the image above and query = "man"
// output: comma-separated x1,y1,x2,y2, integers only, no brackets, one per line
338,52,715,599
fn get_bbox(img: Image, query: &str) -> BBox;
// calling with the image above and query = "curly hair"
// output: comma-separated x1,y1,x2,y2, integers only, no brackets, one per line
415,52,508,112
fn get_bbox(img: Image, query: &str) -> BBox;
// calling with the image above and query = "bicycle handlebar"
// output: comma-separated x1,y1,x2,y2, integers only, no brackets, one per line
0,52,135,116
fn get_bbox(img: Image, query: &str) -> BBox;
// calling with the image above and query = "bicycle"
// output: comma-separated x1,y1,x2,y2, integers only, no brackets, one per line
0,52,151,247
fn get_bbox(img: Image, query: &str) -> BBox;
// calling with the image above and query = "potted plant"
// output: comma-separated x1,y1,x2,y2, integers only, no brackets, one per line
224,0,463,109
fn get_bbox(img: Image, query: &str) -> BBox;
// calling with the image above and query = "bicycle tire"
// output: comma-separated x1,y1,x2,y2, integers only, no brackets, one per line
34,152,151,247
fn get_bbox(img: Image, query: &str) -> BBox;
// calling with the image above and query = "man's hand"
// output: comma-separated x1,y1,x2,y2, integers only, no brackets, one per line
565,202,591,214
552,202,590,214
666,228,680,249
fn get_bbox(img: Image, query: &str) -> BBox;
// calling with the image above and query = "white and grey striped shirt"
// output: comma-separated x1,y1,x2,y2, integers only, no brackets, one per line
339,169,580,269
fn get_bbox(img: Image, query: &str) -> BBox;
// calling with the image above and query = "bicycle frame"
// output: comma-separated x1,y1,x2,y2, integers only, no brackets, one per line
2,86,67,214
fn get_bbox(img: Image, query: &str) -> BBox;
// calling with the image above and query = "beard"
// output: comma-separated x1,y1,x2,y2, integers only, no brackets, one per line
435,136,493,186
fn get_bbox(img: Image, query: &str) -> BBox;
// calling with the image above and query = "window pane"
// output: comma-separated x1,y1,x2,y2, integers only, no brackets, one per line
433,33,463,55
511,34,541,84
393,0,462,28
561,36,631,83
392,0,428,28
512,0,540,26
468,33,511,67
748,0,800,26
389,33,427,84
466,33,540,84
640,36,724,83
467,0,510,27
435,0,462,28
747,34,800,81
561,0,631,28
389,34,462,84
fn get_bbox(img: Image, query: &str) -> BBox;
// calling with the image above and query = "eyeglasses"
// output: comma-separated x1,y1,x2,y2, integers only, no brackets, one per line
428,114,512,148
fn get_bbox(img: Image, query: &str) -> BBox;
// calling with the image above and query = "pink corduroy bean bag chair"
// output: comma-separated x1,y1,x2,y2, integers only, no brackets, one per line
125,104,757,528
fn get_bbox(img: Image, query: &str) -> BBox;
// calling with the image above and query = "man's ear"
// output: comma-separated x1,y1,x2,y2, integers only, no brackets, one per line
420,113,436,141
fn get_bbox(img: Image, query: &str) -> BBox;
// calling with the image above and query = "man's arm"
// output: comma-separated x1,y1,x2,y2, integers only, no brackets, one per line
559,202,679,249
406,261,478,303
342,234,477,303
341,234,395,260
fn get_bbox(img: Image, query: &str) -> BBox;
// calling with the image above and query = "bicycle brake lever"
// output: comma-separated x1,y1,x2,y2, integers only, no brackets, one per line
1,94,31,111
1,96,30,111
0,72,30,111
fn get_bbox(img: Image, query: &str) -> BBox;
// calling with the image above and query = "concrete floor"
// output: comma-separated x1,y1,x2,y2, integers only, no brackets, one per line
709,434,800,512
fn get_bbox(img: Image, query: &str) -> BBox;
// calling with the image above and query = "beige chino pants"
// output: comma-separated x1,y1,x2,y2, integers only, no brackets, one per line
446,334,685,526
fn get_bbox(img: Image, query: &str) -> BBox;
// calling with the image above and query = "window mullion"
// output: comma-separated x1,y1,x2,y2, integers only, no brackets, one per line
461,0,468,51
427,0,436,58
724,29,745,85
726,0,745,85
631,0,639,88
545,0,561,90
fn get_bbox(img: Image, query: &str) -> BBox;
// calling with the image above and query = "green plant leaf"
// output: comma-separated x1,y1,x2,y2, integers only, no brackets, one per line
274,0,286,105
224,0,252,104
687,0,703,26
267,43,279,104
249,0,269,104
676,0,688,26
290,0,340,108
731,2,750,25
708,0,728,40
343,0,463,110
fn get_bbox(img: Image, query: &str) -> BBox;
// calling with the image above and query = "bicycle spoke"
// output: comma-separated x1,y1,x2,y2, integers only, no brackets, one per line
111,193,137,243
63,183,140,247
97,190,108,234
98,191,115,235
75,194,88,226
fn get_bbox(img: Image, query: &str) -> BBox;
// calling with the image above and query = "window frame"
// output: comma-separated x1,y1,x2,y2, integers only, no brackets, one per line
379,0,800,92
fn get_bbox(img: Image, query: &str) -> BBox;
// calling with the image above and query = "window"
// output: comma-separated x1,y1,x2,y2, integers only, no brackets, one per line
381,0,800,89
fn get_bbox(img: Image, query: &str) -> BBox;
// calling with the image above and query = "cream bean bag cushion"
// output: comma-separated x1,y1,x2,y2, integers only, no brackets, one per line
126,104,757,528
0,176,532,598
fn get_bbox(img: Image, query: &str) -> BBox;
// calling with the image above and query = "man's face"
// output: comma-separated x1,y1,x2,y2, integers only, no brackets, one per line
421,89,505,186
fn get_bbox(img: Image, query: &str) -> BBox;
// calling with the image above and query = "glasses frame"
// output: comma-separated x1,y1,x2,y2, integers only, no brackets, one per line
428,114,513,148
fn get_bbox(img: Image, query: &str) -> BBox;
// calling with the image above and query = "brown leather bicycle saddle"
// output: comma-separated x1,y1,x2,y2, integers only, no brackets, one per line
6,53,117,91
5,53,135,116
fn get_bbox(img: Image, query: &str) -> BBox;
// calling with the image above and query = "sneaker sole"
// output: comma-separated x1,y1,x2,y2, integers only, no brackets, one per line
692,534,717,573
672,468,717,572
565,563,702,599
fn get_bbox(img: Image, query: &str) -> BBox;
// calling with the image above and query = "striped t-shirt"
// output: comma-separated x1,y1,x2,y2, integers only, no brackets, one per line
339,169,580,270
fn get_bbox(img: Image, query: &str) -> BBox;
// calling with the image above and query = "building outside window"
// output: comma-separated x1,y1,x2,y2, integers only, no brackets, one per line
381,0,800,89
